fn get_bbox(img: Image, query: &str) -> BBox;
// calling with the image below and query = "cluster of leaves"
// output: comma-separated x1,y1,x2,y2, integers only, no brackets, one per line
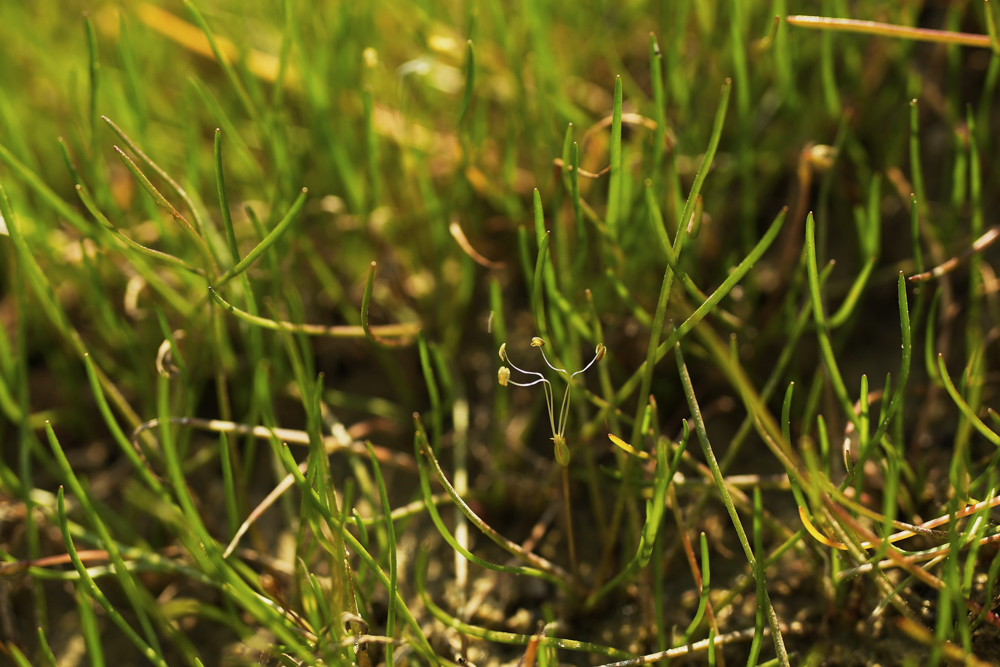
3,0,1000,665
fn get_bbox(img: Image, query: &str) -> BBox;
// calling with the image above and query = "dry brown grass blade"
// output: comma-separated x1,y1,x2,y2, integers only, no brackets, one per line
897,618,995,667
449,219,504,269
130,416,419,473
592,626,767,666
825,500,1000,629
787,15,993,48
550,158,610,179
514,625,544,667
135,3,283,82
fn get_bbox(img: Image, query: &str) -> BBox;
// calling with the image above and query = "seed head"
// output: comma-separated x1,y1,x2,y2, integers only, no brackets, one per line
594,343,606,363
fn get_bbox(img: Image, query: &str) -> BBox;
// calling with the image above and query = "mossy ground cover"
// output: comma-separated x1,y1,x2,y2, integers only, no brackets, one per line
2,1,1000,665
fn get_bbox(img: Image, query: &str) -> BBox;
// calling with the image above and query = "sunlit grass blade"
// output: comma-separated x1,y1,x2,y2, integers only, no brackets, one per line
828,258,875,328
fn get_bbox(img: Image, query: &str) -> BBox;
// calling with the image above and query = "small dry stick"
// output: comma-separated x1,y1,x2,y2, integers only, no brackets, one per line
786,15,993,48
591,626,769,666
909,225,1000,282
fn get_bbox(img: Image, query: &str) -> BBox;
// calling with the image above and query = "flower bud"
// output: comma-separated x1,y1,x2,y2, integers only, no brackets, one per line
498,366,510,386
553,434,571,467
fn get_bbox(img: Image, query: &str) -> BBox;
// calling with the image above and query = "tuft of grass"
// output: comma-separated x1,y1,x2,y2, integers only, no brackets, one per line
5,2,1000,665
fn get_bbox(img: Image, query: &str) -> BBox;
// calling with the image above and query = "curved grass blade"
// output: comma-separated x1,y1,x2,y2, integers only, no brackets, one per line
215,187,307,287
938,354,1000,448
46,424,165,656
76,184,204,275
680,533,711,644
83,354,166,497
114,146,217,274
414,432,569,591
415,421,575,587
102,116,208,238
360,261,413,349
210,287,418,339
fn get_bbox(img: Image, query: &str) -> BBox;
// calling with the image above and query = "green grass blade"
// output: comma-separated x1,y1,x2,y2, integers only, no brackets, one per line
676,340,789,666
56,488,169,667
365,441,397,667
458,40,475,125
46,424,165,657
828,257,876,328
214,129,240,265
606,76,623,237
806,211,857,428
532,229,551,340
182,1,259,123
0,142,93,234
76,580,107,667
84,12,100,157
938,354,1000,448
215,188,307,287
676,80,731,245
